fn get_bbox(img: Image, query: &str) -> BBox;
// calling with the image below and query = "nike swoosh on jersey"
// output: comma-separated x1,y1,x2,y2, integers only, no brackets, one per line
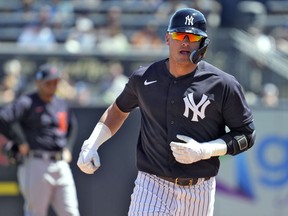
144,80,157,85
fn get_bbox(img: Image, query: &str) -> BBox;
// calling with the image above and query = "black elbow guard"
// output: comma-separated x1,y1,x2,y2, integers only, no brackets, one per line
222,123,256,156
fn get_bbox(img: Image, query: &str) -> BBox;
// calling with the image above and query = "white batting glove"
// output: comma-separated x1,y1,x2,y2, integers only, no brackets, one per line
170,135,213,164
77,122,112,174
77,140,101,174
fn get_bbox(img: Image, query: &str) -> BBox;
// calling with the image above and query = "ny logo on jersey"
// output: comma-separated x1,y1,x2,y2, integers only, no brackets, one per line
185,15,194,26
183,93,211,122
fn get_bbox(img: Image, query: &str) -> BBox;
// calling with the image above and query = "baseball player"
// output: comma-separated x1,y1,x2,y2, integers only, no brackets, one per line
0,64,80,216
77,8,256,216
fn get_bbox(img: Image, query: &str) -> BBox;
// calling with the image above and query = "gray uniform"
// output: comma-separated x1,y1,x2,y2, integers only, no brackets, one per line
0,92,80,216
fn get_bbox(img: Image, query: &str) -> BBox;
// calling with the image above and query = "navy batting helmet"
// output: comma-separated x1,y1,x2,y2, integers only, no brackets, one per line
167,8,207,37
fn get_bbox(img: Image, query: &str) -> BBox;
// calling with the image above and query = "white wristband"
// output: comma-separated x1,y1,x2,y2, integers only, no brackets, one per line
205,138,227,157
86,122,112,150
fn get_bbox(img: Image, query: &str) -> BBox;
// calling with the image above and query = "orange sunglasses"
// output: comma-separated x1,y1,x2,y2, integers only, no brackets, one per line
169,32,203,42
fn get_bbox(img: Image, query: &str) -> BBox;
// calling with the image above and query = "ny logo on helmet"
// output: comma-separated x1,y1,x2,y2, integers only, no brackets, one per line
183,93,210,122
185,15,194,26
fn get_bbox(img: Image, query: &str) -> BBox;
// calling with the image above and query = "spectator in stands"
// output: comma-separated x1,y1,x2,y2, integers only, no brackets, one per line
130,22,164,49
98,61,128,104
192,0,222,27
74,81,92,107
18,0,38,21
56,69,77,103
106,5,123,26
154,0,190,23
17,5,57,50
248,26,276,53
65,16,97,52
17,21,57,50
123,0,163,10
0,59,25,104
49,0,75,28
269,26,288,55
95,5,130,52
261,83,279,107
97,23,130,53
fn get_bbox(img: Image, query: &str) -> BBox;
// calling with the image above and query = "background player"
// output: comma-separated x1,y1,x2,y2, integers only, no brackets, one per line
77,8,256,216
0,64,80,216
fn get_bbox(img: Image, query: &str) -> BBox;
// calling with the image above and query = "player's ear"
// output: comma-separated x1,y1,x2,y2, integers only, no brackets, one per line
165,33,169,45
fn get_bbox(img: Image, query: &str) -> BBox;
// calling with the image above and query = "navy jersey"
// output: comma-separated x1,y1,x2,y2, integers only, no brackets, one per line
116,59,253,178
0,92,77,151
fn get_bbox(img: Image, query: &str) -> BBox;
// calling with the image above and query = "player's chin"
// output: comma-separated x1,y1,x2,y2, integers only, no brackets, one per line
177,53,191,62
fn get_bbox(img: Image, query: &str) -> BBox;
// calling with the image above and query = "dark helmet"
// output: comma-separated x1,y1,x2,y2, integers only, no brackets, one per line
167,8,207,37
35,64,61,81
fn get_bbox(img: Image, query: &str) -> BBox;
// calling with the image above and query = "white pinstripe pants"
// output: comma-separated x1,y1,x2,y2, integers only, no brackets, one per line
128,171,216,216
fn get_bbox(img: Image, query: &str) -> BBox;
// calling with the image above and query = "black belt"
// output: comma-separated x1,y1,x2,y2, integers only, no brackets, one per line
157,176,211,186
30,151,63,161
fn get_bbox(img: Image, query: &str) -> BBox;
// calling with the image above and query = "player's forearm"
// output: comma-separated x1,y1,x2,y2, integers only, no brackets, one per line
10,123,27,145
87,102,129,149
99,102,129,136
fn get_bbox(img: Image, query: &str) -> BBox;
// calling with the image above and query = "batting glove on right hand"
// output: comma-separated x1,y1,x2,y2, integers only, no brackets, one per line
77,140,101,174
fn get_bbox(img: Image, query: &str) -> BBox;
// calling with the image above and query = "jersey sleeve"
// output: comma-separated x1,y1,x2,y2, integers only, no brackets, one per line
222,77,253,128
116,71,139,113
0,96,31,142
0,96,32,123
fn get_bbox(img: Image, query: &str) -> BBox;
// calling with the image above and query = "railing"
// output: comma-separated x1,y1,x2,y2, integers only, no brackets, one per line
232,29,288,81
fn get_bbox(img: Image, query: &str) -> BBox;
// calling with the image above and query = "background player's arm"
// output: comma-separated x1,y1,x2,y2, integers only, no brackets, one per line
10,123,29,156
66,111,78,152
63,110,78,163
0,98,31,156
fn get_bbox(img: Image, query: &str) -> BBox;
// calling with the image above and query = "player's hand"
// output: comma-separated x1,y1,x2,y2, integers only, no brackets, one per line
170,135,212,164
77,140,101,174
62,148,72,163
19,143,29,156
